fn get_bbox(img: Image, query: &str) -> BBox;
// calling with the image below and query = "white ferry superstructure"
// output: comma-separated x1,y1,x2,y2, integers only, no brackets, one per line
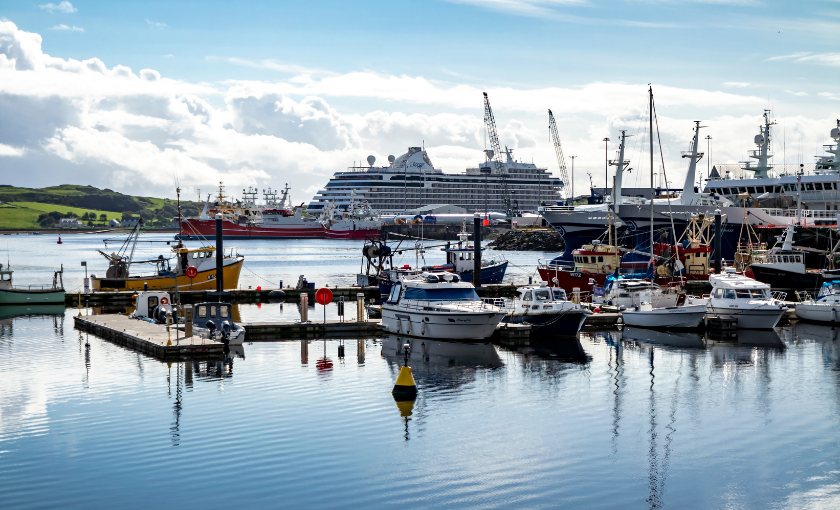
307,146,562,214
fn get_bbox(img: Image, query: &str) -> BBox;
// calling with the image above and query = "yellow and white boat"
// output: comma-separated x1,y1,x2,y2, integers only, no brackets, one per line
91,222,244,292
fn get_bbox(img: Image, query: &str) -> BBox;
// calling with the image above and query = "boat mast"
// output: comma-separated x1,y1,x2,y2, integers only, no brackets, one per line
176,186,183,247
126,219,141,272
649,86,654,262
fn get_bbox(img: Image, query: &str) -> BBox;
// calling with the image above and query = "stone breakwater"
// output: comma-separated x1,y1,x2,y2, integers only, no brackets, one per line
489,228,564,251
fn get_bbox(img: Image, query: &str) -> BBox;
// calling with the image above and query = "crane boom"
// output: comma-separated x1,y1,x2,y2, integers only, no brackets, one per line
483,92,517,217
548,109,570,203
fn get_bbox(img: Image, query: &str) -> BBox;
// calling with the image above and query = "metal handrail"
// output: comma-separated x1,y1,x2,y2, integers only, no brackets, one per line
391,299,502,314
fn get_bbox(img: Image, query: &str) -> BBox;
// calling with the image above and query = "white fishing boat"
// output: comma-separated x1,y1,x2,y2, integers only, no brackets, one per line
381,272,506,340
707,269,787,329
621,289,706,329
795,280,840,323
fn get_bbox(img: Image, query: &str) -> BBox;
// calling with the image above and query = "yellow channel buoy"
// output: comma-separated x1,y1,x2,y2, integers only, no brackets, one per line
392,365,417,398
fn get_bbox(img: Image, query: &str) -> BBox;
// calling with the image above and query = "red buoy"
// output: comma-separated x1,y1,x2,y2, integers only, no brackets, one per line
57,236,62,244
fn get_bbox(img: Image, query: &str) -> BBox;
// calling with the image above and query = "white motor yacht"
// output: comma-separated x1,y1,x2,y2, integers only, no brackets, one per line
592,277,680,308
795,280,840,323
707,269,787,329
381,273,506,340
621,289,707,329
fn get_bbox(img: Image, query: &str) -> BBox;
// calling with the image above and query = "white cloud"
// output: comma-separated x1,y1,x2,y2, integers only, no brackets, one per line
162,54,175,58
819,92,840,101
145,19,167,29
786,90,809,97
206,56,333,76
723,82,751,88
0,143,25,156
38,2,77,14
767,52,840,66
49,24,83,32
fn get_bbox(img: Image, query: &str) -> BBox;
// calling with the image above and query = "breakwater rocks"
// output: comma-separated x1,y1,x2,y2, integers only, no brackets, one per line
489,228,564,251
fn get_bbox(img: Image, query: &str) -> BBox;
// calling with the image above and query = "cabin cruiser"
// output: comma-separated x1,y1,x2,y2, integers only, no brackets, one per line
191,301,245,345
795,281,840,323
621,289,706,329
592,276,680,308
381,272,506,340
490,282,591,338
707,269,787,329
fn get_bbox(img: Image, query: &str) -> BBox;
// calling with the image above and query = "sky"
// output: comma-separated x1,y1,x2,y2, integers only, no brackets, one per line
0,0,838,203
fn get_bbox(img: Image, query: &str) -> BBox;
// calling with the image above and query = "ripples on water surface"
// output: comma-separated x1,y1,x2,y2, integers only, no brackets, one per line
4,307,840,509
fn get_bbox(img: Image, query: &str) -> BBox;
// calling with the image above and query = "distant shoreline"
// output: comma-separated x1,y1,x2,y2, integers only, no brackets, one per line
0,228,180,235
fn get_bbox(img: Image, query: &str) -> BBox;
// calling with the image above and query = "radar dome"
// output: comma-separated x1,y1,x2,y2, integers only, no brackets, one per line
388,155,396,163
831,127,840,140
754,134,765,145
367,155,376,166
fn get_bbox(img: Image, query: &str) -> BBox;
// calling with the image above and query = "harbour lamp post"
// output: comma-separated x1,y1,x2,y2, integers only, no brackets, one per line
603,138,610,200
570,155,576,203
706,134,712,184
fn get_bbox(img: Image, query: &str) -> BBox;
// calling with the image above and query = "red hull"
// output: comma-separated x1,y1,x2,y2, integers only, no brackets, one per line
180,219,380,240
537,267,708,295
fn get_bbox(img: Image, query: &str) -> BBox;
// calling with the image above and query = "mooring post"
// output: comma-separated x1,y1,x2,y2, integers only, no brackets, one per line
357,292,365,322
215,213,224,293
714,208,722,274
473,212,481,289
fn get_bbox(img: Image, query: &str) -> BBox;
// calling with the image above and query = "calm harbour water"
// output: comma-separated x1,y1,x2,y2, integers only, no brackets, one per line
3,234,840,508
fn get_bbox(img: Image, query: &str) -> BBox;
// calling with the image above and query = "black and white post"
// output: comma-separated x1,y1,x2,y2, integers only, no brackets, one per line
215,213,224,293
473,212,481,289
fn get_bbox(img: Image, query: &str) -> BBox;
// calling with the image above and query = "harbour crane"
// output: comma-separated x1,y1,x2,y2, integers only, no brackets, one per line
548,109,571,205
482,92,518,217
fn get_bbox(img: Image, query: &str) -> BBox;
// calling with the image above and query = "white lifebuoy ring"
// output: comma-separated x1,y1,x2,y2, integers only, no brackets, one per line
602,264,613,273
160,297,169,305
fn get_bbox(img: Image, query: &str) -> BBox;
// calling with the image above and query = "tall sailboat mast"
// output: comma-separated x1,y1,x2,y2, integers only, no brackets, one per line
649,86,654,261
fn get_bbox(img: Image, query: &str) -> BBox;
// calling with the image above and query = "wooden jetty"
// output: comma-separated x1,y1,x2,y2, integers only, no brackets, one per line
245,320,382,340
74,314,225,360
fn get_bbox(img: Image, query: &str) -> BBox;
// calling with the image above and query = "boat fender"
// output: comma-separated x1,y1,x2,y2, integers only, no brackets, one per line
593,307,601,314
421,321,426,336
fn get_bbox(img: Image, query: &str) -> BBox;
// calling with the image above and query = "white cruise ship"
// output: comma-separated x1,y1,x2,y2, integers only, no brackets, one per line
307,146,562,214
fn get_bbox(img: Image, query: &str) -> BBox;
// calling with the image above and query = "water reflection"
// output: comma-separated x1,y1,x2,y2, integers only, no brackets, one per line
496,337,591,364
621,326,705,349
381,335,502,371
794,322,840,370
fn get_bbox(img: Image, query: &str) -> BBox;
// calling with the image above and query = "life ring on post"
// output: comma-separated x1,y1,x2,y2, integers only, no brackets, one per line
160,297,170,305
602,264,613,273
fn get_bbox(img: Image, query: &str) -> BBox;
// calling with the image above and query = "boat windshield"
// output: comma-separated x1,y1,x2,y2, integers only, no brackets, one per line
818,282,840,297
553,289,567,300
404,288,480,301
534,289,552,301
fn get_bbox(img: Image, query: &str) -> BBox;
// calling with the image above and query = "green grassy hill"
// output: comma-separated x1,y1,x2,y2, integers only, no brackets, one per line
0,185,201,230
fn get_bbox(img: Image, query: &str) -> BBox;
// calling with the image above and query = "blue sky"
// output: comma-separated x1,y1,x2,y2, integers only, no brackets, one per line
0,0,838,199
